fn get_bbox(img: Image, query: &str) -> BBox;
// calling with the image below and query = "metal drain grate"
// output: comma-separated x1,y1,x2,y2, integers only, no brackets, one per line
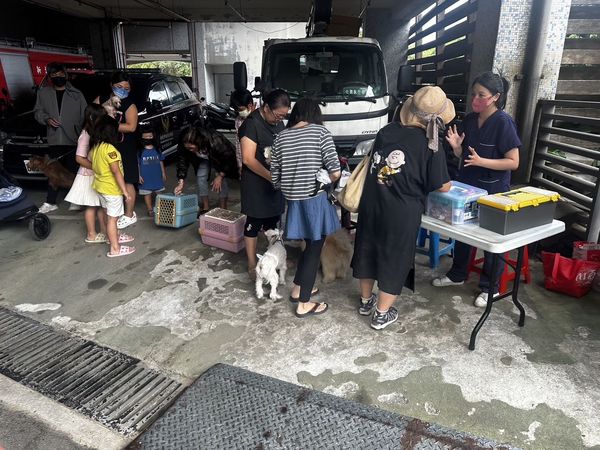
0,307,183,435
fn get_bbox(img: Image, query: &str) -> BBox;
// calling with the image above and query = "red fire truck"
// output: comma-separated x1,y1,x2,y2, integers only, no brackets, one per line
0,38,93,114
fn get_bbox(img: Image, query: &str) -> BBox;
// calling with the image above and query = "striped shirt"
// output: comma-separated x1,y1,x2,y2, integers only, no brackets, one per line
271,124,340,200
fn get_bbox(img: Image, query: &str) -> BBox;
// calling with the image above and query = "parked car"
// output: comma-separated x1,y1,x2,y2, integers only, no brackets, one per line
0,70,202,179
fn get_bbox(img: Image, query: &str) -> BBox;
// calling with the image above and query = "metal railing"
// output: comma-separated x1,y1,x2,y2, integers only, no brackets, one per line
528,99,600,241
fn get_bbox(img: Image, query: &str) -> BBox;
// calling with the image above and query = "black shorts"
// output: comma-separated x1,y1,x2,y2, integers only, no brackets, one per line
244,215,280,238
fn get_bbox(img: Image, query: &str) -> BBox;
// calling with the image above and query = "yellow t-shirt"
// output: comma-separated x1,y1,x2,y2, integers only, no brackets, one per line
91,142,124,196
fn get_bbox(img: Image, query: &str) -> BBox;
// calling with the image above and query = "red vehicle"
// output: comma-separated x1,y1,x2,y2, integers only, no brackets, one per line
0,38,93,115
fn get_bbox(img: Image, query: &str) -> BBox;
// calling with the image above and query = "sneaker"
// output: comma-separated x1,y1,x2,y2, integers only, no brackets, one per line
68,204,83,211
432,276,464,287
358,293,377,316
38,203,58,214
117,212,137,229
474,291,500,308
371,307,399,330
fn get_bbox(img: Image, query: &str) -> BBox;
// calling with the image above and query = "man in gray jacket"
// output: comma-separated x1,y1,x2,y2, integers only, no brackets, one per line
34,62,87,213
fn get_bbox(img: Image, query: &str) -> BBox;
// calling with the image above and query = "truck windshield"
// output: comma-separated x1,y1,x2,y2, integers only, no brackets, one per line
265,43,387,101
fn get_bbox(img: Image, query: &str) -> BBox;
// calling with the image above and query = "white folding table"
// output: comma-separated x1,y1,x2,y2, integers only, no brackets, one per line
420,216,565,350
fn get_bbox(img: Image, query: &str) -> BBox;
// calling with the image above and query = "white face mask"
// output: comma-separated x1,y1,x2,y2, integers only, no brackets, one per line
238,109,250,119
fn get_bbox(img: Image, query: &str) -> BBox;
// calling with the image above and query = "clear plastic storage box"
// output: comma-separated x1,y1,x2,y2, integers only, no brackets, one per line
426,181,488,225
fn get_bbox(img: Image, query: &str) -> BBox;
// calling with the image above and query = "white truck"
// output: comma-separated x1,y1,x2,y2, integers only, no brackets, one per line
236,35,390,166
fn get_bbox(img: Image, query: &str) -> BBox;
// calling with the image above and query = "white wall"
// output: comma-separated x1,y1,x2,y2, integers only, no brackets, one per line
192,21,306,102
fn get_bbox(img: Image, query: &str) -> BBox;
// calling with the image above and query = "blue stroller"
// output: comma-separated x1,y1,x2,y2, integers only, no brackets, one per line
0,167,51,240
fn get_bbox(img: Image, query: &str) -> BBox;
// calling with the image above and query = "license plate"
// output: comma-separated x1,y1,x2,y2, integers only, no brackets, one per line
24,160,44,174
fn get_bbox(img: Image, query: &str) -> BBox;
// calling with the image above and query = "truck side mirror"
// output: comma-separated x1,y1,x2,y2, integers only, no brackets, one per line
233,61,247,91
254,76,263,92
397,65,415,94
151,99,163,111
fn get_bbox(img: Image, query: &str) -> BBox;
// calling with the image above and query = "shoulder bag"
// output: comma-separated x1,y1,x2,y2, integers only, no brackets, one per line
336,152,371,213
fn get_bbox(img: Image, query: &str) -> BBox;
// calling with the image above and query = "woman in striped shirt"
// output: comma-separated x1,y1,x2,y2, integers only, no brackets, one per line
271,98,341,318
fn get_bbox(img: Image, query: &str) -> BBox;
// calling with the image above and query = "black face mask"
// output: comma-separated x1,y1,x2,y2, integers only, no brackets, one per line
51,76,67,87
142,139,154,146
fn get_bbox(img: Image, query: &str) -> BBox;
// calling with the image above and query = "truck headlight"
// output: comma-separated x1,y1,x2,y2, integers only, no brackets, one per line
354,138,375,156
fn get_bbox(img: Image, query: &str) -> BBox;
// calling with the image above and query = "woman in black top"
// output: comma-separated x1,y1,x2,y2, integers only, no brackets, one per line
352,86,453,330
174,124,238,211
95,71,139,229
238,89,290,280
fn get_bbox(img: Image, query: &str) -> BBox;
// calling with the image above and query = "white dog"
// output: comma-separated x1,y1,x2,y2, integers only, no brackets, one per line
102,94,122,119
255,229,287,300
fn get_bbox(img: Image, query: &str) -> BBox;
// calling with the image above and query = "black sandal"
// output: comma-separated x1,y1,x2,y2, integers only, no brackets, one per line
289,288,320,304
295,302,328,318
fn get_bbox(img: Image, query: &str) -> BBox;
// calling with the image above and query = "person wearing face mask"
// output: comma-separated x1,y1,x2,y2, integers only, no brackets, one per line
34,62,87,214
94,71,139,229
432,71,521,308
238,89,290,281
230,89,255,175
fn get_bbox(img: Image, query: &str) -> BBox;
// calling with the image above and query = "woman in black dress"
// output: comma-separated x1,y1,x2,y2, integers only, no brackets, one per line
238,89,290,280
95,71,139,229
352,86,454,330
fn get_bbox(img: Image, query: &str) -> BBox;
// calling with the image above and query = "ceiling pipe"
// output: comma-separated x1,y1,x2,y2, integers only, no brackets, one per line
515,0,552,183
225,0,247,22
132,0,191,22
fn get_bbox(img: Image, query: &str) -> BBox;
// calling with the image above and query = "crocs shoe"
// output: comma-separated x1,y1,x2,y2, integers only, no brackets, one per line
117,212,137,229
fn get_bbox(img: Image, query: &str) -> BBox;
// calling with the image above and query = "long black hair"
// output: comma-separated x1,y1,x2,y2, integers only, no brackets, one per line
472,71,510,110
83,103,106,134
89,115,119,150
287,97,323,127
180,124,238,179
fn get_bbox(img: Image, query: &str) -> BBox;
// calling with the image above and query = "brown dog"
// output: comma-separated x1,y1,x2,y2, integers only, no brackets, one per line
320,229,354,283
27,155,75,190
300,228,354,283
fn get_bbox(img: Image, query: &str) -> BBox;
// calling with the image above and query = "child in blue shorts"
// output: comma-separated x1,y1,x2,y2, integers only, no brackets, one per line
138,129,166,216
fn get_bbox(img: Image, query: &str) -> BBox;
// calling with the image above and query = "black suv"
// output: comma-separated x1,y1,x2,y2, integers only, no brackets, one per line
0,70,202,179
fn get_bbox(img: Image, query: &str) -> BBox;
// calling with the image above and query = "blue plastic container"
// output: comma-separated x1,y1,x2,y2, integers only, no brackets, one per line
426,181,488,225
154,193,199,228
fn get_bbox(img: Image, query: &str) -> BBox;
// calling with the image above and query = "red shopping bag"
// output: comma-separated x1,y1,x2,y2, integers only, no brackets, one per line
542,252,600,298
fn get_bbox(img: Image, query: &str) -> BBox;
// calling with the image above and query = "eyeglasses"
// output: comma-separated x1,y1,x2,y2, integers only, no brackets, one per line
268,106,288,121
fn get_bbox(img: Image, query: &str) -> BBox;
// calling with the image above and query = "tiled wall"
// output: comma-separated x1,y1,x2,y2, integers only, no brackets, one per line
492,0,571,116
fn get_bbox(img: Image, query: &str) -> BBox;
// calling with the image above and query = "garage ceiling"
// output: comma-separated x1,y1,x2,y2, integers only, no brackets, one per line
22,0,400,22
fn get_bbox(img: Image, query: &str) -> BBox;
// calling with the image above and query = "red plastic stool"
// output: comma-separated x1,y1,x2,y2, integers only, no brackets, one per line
467,246,531,294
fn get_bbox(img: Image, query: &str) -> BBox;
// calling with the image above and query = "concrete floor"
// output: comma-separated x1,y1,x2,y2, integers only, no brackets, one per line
1,161,599,450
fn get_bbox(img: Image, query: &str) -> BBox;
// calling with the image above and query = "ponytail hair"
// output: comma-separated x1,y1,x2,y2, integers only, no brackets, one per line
472,71,510,110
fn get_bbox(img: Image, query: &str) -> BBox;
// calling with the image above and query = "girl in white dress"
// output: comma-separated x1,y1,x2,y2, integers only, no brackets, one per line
65,104,108,243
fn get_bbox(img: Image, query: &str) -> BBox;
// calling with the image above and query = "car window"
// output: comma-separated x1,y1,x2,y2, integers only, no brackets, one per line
149,82,170,106
178,80,194,100
165,79,185,103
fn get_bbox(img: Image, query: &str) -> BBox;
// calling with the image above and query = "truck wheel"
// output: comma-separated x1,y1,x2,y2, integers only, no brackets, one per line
29,213,51,240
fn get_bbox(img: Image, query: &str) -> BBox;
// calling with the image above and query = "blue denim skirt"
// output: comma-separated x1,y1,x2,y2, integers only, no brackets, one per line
285,192,340,241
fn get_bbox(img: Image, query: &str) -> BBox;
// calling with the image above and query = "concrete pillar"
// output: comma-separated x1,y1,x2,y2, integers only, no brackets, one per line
188,22,199,96
492,0,572,117
112,22,127,69
192,22,208,100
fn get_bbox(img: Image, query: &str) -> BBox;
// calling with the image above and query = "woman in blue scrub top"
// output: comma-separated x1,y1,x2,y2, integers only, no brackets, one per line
432,71,522,308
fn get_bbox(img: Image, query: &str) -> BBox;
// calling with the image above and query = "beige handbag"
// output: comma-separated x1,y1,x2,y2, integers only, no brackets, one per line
336,153,371,213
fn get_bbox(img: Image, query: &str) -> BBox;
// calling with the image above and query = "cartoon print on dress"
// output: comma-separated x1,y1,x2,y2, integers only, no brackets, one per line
377,150,406,186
